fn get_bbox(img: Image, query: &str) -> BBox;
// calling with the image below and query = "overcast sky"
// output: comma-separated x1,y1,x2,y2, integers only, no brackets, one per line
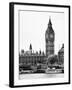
19,10,65,54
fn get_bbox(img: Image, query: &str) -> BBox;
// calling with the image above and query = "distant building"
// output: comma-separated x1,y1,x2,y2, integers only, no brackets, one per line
19,53,46,66
58,44,64,65
19,18,55,67
19,18,65,71
45,17,55,57
19,44,46,66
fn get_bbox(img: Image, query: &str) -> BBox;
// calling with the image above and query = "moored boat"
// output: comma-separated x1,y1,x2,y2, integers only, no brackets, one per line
45,68,62,74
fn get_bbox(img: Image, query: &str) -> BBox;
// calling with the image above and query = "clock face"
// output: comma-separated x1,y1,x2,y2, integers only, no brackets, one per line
50,34,53,38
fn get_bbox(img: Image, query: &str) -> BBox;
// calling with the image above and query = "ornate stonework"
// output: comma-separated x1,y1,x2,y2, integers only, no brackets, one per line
45,18,55,57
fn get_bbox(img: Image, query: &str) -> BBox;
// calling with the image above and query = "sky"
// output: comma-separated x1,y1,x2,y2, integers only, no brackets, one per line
19,10,65,54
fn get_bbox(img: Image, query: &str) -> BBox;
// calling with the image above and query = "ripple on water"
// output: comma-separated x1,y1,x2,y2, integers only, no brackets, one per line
19,73,64,80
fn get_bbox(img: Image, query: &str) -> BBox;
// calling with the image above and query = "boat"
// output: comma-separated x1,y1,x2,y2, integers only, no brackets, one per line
45,68,62,74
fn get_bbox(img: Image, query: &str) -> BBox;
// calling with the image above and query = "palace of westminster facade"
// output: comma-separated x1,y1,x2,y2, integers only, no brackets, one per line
19,18,64,69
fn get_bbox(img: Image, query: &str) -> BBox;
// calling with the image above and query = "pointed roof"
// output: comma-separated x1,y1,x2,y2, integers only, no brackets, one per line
58,44,64,53
46,16,54,34
48,16,52,25
29,44,32,50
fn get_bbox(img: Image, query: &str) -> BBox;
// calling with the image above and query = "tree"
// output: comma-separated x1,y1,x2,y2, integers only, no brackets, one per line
47,55,58,65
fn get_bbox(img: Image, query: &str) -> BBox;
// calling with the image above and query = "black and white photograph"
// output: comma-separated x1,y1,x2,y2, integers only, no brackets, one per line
9,2,70,87
19,11,64,79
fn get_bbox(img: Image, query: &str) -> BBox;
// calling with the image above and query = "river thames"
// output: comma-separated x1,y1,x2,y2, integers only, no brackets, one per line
19,73,64,80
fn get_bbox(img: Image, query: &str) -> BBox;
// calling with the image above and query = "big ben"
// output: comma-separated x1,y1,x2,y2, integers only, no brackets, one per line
45,17,55,57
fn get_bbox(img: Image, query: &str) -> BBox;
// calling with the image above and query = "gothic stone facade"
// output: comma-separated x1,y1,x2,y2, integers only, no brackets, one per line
45,18,55,57
19,18,55,70
58,44,64,65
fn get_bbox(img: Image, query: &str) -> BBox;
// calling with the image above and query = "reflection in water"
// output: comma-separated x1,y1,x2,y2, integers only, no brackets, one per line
19,73,64,80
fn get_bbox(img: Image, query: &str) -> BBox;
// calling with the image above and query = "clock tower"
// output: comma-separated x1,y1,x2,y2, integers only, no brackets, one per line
45,17,55,57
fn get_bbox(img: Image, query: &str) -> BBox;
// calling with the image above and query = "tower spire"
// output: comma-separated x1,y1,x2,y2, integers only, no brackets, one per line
48,16,52,25
29,44,32,50
49,16,51,20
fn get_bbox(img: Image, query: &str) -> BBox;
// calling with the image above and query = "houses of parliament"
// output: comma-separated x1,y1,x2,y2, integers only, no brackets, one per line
19,17,64,70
